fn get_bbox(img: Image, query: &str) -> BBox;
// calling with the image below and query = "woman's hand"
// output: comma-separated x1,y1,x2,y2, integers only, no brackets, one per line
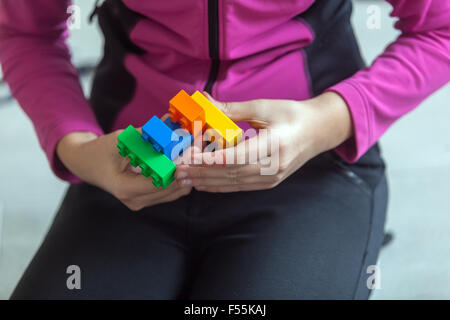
174,91,354,192
56,128,192,211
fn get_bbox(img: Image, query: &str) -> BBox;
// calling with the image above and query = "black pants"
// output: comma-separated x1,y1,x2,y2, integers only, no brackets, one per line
10,145,388,299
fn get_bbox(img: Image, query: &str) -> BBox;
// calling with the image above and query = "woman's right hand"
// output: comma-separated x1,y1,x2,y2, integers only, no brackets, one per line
56,129,192,211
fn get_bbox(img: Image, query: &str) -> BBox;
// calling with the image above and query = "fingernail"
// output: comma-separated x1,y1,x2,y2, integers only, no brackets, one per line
130,166,141,174
180,179,192,186
176,171,188,179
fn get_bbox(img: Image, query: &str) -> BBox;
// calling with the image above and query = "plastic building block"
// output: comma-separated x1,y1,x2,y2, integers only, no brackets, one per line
117,125,176,189
163,117,181,131
169,90,206,137
141,116,193,160
191,91,242,148
141,116,174,155
163,118,193,159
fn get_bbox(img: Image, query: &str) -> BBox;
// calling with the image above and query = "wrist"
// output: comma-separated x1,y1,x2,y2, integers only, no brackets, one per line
57,131,99,158
307,91,354,153
56,131,100,181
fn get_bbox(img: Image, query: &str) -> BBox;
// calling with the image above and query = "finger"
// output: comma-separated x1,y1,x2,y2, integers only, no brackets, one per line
183,173,281,188
125,185,192,211
202,91,273,124
136,185,191,206
156,186,192,203
192,132,273,166
194,183,274,193
174,162,262,180
117,171,179,197
182,161,281,187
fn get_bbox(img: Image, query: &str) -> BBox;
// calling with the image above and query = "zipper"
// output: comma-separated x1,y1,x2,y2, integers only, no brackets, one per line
204,0,220,94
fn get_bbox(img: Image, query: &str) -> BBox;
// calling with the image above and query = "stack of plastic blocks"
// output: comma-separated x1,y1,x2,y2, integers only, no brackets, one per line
117,90,243,189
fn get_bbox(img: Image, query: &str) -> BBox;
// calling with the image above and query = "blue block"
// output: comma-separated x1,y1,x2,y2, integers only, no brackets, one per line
164,118,181,131
163,119,193,158
142,116,193,160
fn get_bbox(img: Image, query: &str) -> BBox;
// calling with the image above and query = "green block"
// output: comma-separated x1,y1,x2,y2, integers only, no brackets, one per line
117,125,176,189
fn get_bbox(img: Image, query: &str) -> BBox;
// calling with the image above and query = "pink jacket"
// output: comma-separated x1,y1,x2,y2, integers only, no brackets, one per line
0,0,449,182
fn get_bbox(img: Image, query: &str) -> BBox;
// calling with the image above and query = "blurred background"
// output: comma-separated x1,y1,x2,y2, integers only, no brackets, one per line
0,0,449,299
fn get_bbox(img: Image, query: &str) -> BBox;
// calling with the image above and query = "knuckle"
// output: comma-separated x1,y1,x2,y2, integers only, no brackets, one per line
278,161,289,172
267,182,280,189
275,172,285,181
123,200,142,212
180,187,192,195
263,178,282,189
222,102,232,114
267,174,280,184
129,205,141,212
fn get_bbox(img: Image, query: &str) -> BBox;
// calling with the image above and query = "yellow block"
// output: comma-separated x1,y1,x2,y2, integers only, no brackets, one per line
191,91,243,148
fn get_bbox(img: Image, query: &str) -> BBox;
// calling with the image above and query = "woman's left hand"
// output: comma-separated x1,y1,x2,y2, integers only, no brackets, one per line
174,91,354,192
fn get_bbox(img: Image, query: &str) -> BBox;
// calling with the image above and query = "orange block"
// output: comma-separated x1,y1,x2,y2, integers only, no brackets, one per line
169,90,206,137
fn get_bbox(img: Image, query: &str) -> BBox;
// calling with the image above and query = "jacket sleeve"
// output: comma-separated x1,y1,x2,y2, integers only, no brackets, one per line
325,0,450,162
0,0,104,182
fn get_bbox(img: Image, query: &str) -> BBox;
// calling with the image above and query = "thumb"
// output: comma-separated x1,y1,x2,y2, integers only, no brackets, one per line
202,91,272,125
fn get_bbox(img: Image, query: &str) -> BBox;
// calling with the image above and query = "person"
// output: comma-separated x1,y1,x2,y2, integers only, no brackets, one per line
0,0,448,299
